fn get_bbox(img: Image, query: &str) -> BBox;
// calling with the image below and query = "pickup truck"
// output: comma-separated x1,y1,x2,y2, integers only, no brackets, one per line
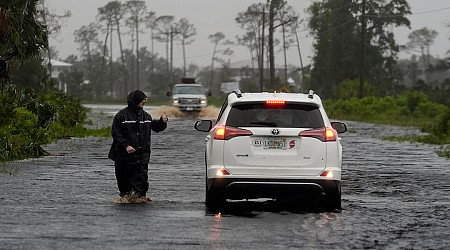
167,78,210,112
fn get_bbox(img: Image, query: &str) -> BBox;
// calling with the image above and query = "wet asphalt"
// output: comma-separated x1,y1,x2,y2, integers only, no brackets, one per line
0,105,449,249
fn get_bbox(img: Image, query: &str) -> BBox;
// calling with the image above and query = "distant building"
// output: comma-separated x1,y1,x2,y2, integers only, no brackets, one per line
47,59,73,92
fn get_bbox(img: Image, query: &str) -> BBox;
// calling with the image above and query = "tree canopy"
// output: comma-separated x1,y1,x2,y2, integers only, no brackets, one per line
308,0,411,98
0,0,48,84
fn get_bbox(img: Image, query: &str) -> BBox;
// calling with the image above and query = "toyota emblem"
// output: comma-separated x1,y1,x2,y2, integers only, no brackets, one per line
271,128,280,135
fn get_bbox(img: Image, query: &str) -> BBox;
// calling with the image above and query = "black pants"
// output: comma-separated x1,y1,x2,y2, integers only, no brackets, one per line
114,161,149,197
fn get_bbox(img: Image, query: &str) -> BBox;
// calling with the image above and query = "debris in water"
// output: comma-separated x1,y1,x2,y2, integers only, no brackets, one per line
112,194,152,204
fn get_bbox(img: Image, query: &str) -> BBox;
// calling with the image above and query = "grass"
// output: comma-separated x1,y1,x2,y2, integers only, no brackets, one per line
436,145,450,158
0,167,17,176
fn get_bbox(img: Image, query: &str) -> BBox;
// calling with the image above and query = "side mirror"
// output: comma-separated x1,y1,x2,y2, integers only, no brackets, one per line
194,120,213,132
207,91,211,96
166,91,172,97
331,122,347,134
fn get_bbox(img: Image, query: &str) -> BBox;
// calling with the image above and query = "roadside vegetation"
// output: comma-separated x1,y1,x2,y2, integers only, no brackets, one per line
0,85,109,162
324,90,450,158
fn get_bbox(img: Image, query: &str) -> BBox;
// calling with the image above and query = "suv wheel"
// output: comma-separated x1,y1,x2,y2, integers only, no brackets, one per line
321,187,342,211
205,188,226,208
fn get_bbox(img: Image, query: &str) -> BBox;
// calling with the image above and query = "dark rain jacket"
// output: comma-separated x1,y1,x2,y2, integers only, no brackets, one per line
108,93,167,164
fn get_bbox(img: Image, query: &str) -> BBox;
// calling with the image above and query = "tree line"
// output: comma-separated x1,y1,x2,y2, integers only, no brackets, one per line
0,0,449,161
2,0,449,103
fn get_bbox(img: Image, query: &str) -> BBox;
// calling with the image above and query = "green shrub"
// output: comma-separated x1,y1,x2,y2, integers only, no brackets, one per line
0,107,50,161
42,92,87,128
332,79,375,99
0,86,89,162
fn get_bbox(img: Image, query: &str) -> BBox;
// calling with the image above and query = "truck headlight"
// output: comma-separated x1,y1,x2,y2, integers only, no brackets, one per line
200,99,207,104
172,98,179,104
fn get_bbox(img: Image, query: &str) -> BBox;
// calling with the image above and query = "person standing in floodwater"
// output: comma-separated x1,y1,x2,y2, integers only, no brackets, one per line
108,90,168,200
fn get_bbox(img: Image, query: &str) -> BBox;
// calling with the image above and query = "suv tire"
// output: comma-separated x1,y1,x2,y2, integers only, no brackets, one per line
322,187,342,211
205,188,226,208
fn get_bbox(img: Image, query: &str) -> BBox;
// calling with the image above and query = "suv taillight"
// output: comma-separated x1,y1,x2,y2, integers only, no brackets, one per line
214,126,253,140
299,128,336,142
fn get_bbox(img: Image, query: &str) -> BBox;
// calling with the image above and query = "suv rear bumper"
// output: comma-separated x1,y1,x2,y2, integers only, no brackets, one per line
207,177,340,201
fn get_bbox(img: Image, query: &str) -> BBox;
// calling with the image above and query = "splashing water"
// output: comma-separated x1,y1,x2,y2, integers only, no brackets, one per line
149,106,219,120
149,105,184,118
112,195,152,204
198,106,220,119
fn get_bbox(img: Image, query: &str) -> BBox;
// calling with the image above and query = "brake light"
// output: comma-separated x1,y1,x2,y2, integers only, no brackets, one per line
214,126,253,140
299,128,336,142
266,100,286,105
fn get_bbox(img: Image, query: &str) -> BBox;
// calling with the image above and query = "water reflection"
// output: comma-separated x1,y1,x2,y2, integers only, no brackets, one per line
208,211,223,250
204,199,340,217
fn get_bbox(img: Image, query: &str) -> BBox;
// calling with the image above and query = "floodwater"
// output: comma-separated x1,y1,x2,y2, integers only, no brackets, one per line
0,104,449,249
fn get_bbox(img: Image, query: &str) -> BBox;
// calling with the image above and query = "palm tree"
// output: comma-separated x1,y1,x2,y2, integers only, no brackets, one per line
0,0,47,90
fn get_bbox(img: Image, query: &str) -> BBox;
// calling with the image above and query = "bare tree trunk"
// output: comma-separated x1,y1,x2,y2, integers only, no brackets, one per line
46,44,52,90
210,43,218,94
130,31,135,90
150,29,154,85
165,34,170,90
293,28,305,93
135,18,140,90
100,20,111,97
282,24,287,86
182,39,187,76
116,19,127,96
269,2,275,89
110,24,114,97
170,29,174,88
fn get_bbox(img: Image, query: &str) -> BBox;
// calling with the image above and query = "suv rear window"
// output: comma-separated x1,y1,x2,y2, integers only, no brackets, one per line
226,103,324,128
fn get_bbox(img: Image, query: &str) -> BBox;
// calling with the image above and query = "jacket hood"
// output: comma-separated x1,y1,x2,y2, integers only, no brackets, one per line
127,90,147,110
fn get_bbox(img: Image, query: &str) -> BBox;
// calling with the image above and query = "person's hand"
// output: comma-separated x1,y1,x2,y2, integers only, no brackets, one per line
126,145,136,154
161,112,168,122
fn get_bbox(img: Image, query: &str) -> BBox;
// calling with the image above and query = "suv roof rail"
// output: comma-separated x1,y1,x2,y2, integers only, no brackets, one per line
308,89,314,99
232,89,242,98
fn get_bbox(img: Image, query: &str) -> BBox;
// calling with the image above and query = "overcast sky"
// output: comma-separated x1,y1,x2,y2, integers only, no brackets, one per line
47,0,450,67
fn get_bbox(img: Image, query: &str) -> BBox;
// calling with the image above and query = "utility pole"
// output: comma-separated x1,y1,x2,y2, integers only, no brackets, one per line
165,26,179,90
359,0,366,98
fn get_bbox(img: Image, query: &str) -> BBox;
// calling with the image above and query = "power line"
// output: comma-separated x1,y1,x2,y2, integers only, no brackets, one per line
365,6,450,18
296,5,450,39
173,5,450,63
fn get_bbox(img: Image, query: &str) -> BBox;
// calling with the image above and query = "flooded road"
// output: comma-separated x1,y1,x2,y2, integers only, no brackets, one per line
1,104,449,249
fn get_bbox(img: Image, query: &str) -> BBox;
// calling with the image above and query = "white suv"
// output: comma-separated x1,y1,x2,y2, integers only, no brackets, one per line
194,90,347,210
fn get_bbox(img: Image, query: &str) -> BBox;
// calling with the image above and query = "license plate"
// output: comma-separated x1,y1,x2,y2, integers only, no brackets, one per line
263,137,287,149
186,107,193,111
